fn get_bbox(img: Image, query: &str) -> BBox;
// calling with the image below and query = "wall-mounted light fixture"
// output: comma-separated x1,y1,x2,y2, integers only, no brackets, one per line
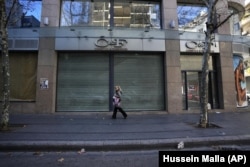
169,20,175,28
44,17,49,26
144,26,150,32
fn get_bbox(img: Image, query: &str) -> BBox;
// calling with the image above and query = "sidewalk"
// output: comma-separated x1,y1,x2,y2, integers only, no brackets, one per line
0,110,250,151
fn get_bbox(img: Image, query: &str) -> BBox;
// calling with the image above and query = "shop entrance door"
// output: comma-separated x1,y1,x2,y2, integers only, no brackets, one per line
182,71,219,110
186,72,201,110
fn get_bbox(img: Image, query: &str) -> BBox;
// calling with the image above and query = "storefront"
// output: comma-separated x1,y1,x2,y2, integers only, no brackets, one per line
55,34,166,112
2,0,246,114
180,40,223,110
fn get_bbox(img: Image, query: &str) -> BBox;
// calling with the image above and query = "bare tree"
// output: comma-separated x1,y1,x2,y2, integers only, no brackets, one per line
1,0,34,130
0,0,10,130
199,0,242,128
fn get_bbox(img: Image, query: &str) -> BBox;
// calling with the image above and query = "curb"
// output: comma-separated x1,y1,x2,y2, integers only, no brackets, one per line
1,135,250,152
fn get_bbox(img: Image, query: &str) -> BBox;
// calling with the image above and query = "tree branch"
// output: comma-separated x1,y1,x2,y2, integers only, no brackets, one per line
210,0,245,34
212,0,219,9
5,0,19,28
201,0,209,7
211,12,235,34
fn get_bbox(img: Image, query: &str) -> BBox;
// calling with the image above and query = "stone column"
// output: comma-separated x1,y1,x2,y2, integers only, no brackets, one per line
162,0,182,113
216,0,237,111
35,0,60,113
165,40,183,113
218,42,236,110
161,0,178,30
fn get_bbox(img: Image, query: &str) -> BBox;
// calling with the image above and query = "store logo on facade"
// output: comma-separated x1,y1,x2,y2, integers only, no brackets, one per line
185,37,217,50
185,41,217,50
95,38,127,48
180,37,219,53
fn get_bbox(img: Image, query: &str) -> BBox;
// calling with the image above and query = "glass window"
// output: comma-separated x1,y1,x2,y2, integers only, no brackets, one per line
61,0,109,27
180,55,213,71
60,0,161,28
177,5,207,32
186,72,201,110
6,0,42,28
178,4,242,35
181,55,220,110
114,1,160,28
229,7,241,35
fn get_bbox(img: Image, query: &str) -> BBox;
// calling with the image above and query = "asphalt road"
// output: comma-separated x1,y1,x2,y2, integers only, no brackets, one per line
0,150,158,167
1,145,250,167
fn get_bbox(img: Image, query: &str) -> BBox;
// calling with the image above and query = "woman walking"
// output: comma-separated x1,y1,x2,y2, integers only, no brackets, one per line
112,86,127,119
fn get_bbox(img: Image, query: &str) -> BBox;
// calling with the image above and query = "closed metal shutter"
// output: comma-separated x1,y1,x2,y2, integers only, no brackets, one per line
114,53,164,111
57,53,109,111
57,52,165,112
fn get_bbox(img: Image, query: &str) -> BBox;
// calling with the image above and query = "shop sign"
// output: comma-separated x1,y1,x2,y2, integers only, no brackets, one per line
180,39,219,53
95,38,127,48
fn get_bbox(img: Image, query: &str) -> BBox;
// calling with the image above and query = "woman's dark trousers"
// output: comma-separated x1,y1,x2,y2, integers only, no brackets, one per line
112,106,127,119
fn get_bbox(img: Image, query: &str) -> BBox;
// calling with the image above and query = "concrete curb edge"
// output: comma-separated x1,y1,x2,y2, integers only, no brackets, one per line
1,135,250,151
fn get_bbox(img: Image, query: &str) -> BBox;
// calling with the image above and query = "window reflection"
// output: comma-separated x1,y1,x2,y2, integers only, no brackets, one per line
229,7,241,35
177,5,207,32
6,0,42,28
60,0,161,28
177,4,241,35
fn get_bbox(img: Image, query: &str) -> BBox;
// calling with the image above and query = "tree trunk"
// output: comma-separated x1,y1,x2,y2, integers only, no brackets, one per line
0,0,10,130
199,0,215,128
199,31,211,128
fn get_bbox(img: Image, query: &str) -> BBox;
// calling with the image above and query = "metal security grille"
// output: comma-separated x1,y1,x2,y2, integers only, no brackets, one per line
56,52,164,112
57,53,109,112
114,53,165,111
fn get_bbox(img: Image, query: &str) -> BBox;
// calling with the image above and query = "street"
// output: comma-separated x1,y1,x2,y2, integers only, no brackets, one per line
1,145,250,167
0,150,158,167
1,110,250,167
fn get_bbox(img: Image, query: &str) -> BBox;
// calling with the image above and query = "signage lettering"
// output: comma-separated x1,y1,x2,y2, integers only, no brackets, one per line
95,38,127,48
185,38,217,50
